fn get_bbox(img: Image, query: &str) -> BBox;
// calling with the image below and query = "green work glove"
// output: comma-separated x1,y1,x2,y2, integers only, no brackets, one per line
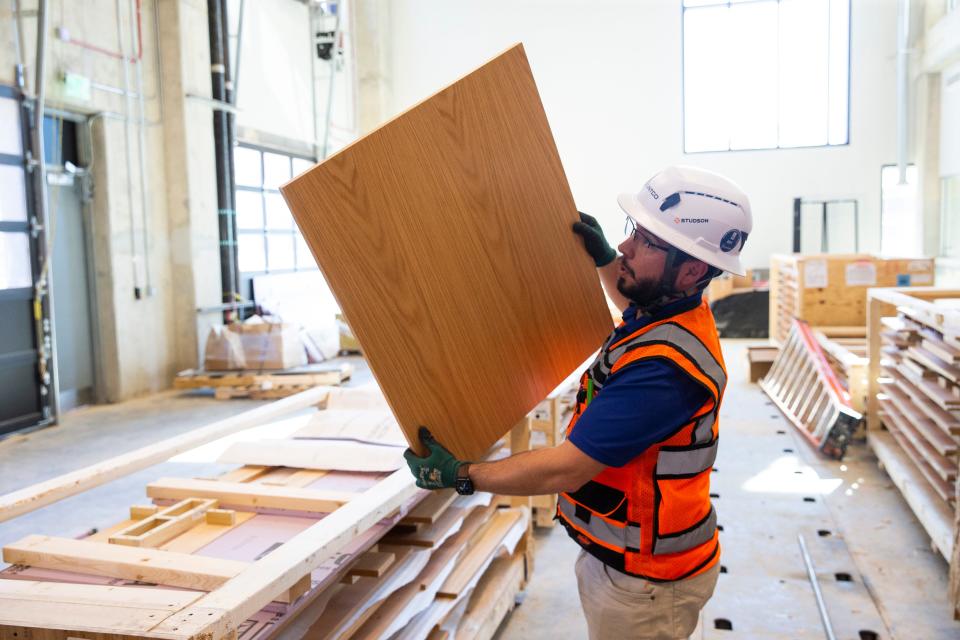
403,427,465,490
572,211,617,267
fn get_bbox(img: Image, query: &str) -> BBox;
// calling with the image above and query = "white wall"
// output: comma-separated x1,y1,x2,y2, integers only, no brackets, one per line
382,0,902,270
234,0,315,146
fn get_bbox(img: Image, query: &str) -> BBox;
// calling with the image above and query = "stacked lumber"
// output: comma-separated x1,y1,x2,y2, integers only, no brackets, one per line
866,288,960,619
517,367,580,528
768,253,934,344
173,362,354,399
0,386,539,639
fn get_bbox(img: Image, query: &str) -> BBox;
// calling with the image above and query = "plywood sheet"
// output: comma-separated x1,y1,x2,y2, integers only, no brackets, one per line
280,44,611,459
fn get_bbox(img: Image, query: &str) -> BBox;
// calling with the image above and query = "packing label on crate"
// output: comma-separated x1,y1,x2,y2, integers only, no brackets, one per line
803,259,828,288
845,261,877,286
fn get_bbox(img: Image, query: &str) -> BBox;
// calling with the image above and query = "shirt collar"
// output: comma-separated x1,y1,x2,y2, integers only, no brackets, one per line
621,291,703,328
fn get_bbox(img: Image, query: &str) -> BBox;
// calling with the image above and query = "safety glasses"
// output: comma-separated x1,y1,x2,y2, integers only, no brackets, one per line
624,217,671,253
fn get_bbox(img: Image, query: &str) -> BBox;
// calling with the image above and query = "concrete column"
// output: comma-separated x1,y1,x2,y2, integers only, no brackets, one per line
353,0,392,134
157,0,221,374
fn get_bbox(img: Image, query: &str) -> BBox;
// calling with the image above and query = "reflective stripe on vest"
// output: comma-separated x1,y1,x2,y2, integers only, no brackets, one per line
654,506,717,555
588,322,727,396
558,497,641,550
690,412,716,446
657,438,718,477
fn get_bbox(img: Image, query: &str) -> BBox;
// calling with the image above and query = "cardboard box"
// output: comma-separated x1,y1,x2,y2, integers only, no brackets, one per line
336,313,362,354
203,326,247,371
236,318,307,370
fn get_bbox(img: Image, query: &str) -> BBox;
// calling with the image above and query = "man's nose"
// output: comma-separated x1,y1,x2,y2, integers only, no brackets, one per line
618,237,634,257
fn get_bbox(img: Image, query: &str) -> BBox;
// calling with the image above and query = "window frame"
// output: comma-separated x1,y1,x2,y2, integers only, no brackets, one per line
234,143,317,277
680,0,852,154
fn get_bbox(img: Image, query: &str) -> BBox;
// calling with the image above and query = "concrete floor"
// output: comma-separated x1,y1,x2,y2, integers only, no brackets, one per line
0,346,958,639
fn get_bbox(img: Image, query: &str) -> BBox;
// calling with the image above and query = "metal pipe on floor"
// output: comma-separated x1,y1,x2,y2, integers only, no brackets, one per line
797,533,838,640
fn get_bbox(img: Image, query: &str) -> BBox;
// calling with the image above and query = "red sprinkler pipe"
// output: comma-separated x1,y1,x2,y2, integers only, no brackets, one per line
64,0,143,62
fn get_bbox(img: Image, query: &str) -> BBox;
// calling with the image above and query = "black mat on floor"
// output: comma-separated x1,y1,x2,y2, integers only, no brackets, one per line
711,290,769,338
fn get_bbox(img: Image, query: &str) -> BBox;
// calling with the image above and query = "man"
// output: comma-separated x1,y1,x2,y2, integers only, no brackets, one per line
404,165,752,639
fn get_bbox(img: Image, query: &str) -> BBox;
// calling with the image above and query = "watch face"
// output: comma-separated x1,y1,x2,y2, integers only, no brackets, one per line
456,477,474,495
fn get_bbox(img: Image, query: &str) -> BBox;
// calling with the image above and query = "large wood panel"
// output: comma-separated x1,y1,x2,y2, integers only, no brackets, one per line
280,44,611,459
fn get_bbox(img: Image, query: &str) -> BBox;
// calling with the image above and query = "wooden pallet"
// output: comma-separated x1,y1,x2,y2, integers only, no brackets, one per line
760,319,861,459
173,362,354,399
866,287,960,620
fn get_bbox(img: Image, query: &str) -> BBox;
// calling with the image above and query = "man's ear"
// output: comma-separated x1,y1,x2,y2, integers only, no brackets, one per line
676,259,709,289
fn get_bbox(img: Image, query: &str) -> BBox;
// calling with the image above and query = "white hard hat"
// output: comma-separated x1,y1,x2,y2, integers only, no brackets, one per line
617,166,753,276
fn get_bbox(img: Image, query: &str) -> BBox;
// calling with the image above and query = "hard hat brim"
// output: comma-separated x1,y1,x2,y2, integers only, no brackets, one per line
617,192,747,277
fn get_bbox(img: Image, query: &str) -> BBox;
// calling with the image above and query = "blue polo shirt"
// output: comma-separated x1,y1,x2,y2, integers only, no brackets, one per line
567,293,712,468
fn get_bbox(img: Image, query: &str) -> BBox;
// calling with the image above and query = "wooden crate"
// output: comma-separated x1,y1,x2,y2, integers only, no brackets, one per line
769,254,934,344
866,287,960,619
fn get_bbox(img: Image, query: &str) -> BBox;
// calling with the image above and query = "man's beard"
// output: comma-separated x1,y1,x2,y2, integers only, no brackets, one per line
616,261,663,307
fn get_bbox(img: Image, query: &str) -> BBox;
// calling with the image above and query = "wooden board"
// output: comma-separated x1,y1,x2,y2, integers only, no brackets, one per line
381,505,467,548
400,489,457,525
882,382,959,456
293,408,406,446
280,44,611,459
450,553,524,640
217,439,405,472
438,508,524,598
0,580,202,636
145,477,356,514
1,535,304,604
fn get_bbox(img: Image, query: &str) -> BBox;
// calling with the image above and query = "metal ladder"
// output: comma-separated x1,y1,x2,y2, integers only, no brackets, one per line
760,319,861,459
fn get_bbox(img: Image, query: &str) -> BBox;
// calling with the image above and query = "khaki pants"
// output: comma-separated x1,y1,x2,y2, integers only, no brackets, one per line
574,550,720,640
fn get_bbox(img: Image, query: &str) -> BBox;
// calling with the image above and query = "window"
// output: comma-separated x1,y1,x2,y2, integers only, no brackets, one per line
234,145,317,275
683,0,850,152
941,175,960,258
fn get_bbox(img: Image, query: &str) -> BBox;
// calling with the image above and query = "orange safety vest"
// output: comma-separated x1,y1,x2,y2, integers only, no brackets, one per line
556,299,726,582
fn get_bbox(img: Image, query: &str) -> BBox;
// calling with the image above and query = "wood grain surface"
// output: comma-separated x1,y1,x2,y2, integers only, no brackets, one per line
280,44,611,459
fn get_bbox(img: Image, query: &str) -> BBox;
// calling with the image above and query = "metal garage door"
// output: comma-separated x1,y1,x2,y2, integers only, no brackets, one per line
0,84,51,436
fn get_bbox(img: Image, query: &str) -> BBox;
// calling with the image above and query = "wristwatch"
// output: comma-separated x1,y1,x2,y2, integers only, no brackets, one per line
455,463,475,495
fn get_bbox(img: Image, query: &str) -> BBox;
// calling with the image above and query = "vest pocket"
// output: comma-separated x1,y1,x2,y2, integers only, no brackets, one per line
566,480,629,519
653,473,716,556
558,487,641,553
